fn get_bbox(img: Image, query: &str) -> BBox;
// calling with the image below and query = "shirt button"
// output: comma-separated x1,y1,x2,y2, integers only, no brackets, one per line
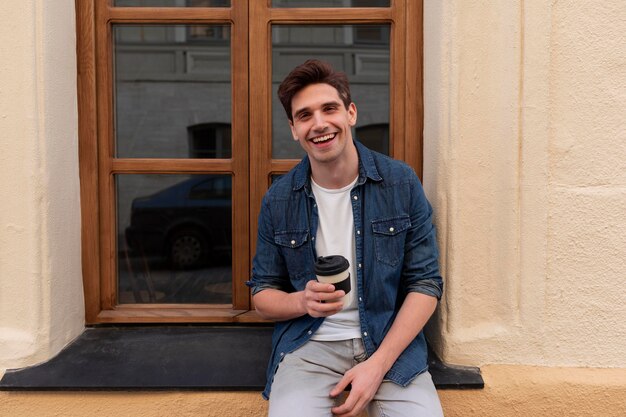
358,263,362,268
353,195,358,200
363,332,368,337
307,330,312,335
311,236,315,241
389,227,394,232
356,230,361,235
359,297,362,302
280,352,285,356
290,240,296,246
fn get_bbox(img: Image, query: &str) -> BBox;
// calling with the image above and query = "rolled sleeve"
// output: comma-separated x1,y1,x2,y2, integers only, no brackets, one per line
401,177,444,300
248,196,290,295
405,279,442,300
245,282,281,296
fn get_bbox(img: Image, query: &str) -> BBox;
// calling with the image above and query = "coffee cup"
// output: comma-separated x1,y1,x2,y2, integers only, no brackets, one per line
314,255,351,307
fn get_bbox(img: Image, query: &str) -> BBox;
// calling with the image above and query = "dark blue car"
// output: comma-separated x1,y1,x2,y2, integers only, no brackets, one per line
125,175,232,269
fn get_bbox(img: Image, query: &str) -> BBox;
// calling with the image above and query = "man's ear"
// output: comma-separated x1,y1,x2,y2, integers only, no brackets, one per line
348,102,358,127
289,120,298,141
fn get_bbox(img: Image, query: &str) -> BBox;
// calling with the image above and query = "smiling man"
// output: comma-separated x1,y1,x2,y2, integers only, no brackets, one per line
247,60,444,417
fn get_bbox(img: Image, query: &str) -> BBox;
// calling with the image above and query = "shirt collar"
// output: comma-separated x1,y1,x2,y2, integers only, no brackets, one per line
292,140,383,191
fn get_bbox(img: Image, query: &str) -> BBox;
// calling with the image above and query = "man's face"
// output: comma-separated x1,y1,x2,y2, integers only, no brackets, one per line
289,83,357,166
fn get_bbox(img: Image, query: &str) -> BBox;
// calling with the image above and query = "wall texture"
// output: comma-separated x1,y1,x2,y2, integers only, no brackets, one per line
1,0,625,415
0,0,83,370
424,0,626,367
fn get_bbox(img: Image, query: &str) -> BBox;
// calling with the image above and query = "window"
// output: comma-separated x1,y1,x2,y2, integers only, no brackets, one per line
188,123,232,158
76,0,423,323
356,123,389,155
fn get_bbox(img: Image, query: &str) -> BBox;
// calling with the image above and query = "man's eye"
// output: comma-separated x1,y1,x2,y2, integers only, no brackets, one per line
298,113,310,120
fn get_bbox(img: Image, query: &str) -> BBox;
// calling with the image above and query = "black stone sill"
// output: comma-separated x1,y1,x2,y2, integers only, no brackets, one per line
0,326,483,391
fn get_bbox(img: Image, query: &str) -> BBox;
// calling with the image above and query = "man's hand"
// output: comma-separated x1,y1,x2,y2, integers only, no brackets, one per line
302,280,345,318
329,359,386,417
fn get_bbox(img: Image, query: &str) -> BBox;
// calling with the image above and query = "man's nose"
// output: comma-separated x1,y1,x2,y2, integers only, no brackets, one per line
312,112,328,131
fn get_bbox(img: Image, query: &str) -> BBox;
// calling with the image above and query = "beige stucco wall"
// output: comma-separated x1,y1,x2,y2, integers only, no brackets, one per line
2,366,626,417
0,0,83,370
424,0,626,368
1,1,625,415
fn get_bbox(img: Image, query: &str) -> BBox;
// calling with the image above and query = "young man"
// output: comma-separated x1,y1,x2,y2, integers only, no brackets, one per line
247,60,444,417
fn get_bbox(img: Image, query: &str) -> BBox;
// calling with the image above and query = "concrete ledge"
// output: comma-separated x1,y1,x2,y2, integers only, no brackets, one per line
0,326,272,390
0,326,482,391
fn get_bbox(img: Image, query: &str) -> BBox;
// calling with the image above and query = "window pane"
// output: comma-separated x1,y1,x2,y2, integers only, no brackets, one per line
355,123,389,155
272,24,390,158
113,25,231,158
114,0,230,6
117,174,232,304
272,0,389,7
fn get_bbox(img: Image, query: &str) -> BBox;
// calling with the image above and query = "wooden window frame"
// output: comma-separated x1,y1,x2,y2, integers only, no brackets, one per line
76,0,423,324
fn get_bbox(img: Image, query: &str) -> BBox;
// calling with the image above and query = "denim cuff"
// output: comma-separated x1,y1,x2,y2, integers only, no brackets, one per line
406,279,443,300
246,281,282,296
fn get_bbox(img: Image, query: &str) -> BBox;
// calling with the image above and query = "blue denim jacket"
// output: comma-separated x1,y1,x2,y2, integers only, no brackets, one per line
247,141,443,400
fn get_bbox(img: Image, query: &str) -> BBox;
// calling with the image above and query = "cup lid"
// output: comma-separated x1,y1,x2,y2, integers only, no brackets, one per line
314,255,349,276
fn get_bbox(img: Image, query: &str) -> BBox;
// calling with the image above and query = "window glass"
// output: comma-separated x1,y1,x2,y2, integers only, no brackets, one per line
271,24,390,159
113,25,231,158
272,0,389,7
114,0,230,7
188,123,232,158
355,123,389,155
117,174,232,304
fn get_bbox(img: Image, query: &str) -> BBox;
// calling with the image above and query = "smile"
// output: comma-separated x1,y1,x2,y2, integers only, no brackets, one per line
310,133,336,143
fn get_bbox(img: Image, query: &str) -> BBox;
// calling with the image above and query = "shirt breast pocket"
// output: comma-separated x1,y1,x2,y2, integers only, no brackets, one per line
371,215,411,267
274,230,311,286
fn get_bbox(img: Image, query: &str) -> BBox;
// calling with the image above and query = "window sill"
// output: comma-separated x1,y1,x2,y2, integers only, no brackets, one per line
90,306,273,324
0,326,483,391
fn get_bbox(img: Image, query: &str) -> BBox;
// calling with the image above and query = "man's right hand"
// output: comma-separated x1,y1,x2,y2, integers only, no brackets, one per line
301,280,345,318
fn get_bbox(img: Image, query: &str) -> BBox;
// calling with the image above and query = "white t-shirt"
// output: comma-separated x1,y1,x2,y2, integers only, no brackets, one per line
310,176,361,341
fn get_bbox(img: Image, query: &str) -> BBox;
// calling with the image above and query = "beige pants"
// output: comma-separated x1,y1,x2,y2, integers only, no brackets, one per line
268,339,444,417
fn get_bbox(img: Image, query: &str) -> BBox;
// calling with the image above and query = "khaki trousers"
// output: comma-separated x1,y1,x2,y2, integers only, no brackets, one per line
268,339,444,417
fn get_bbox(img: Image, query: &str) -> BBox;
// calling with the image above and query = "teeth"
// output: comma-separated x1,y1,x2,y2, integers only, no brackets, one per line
312,134,335,143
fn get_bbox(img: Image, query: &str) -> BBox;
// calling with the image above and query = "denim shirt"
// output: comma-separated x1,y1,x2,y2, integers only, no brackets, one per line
247,141,443,400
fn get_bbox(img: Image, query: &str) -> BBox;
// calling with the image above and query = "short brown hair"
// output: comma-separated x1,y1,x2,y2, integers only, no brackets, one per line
277,59,352,121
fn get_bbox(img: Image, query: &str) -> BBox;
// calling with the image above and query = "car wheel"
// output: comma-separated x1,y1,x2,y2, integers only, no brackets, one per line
168,228,207,269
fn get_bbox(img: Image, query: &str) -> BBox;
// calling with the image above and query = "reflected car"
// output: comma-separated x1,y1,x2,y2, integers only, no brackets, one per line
125,175,232,269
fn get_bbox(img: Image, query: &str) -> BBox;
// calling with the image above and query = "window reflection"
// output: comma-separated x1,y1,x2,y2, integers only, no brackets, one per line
356,123,389,155
113,25,231,159
117,174,232,304
188,123,232,158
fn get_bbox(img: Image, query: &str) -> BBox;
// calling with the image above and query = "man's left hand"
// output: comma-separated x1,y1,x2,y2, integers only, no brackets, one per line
329,359,386,417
